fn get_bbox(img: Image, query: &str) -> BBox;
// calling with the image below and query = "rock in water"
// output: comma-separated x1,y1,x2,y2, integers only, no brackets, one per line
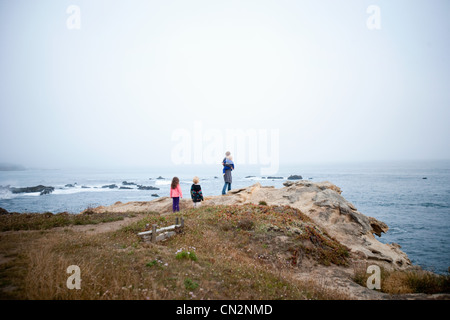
137,185,160,190
287,175,303,180
101,184,118,189
9,185,55,195
40,187,54,195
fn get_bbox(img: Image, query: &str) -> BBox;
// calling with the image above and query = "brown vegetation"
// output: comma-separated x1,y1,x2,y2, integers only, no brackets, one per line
353,262,450,295
0,204,448,300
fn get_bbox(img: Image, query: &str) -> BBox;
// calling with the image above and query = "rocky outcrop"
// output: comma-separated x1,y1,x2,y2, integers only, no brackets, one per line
87,181,412,271
122,181,137,186
369,217,389,237
9,185,55,195
102,184,118,189
137,185,159,190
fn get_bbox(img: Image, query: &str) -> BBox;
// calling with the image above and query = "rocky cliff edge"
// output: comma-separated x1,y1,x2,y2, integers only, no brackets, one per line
87,180,412,272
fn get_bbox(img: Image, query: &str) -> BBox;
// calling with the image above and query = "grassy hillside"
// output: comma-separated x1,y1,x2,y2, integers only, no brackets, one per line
0,204,448,299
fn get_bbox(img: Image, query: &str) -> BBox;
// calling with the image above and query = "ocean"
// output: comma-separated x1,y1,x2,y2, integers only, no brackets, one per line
1,160,449,274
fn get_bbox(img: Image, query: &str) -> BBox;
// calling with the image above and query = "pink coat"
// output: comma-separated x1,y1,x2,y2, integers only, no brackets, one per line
170,184,183,198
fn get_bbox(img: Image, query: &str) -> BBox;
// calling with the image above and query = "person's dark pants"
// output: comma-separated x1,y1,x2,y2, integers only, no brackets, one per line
222,182,231,195
172,197,180,212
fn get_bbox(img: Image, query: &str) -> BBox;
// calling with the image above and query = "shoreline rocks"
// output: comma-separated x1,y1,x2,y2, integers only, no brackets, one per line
122,181,137,186
4,181,163,194
102,184,118,189
65,183,77,188
8,185,55,196
137,185,160,190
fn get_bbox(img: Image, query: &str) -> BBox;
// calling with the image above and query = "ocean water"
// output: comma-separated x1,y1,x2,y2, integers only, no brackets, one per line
0,160,449,274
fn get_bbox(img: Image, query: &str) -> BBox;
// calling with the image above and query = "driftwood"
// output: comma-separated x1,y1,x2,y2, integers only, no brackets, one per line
138,217,184,243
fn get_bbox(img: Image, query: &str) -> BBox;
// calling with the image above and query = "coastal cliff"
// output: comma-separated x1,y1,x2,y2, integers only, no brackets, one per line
2,180,449,300
88,181,411,273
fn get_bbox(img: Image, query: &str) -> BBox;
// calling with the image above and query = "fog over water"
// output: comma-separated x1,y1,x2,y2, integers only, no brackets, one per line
0,1,449,171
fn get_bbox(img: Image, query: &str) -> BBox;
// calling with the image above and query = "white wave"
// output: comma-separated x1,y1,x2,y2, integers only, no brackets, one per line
0,187,45,198
52,185,127,195
18,192,41,197
0,188,14,200
53,189,90,195
243,176,286,181
244,176,264,181
155,180,171,186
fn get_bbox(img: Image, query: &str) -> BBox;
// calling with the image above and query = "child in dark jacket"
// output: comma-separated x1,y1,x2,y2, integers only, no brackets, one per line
190,176,204,208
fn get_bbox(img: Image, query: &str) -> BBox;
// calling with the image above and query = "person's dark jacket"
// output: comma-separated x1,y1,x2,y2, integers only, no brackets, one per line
190,184,204,203
224,169,232,184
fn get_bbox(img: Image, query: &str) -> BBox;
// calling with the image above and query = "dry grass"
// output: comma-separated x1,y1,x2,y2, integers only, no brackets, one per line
0,204,381,300
352,262,450,295
0,210,136,232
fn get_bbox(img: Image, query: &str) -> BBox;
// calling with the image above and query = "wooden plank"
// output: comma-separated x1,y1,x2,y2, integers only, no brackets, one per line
155,231,176,242
151,224,157,242
137,229,153,236
138,224,182,236
157,224,180,233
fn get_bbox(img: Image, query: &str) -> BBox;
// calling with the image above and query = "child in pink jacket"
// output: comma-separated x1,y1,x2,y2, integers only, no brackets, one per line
170,177,182,212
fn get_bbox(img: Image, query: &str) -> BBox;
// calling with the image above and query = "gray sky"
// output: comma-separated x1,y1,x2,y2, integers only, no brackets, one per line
1,0,449,170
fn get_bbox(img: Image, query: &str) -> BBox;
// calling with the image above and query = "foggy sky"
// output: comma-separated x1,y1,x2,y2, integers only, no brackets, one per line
1,0,449,170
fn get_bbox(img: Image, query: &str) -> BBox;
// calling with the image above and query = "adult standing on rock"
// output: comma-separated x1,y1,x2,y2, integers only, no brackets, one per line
222,151,234,195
